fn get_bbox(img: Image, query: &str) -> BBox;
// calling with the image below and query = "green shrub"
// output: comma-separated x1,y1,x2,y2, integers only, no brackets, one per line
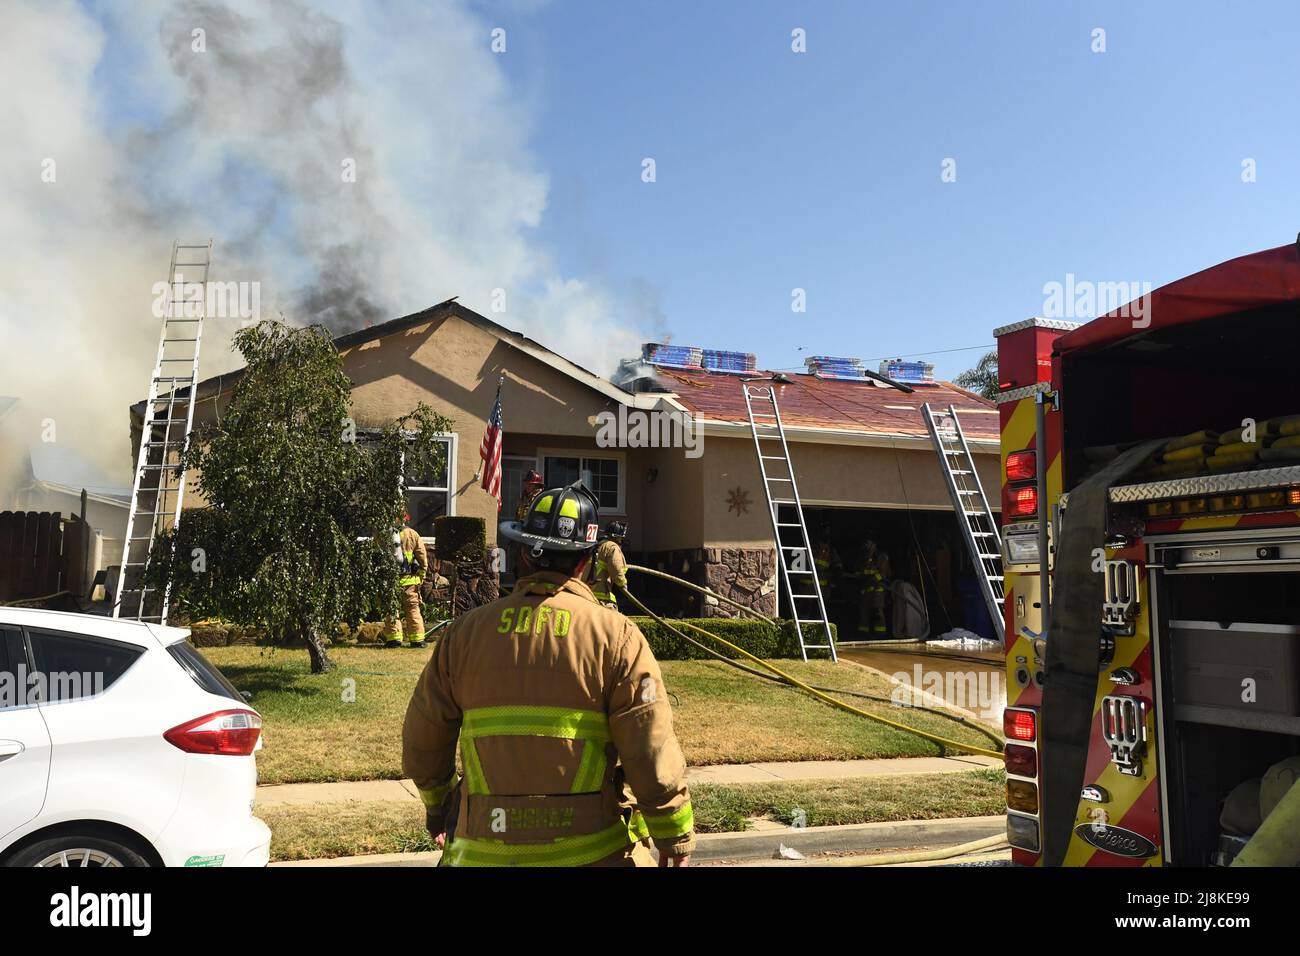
433,515,486,562
629,616,834,661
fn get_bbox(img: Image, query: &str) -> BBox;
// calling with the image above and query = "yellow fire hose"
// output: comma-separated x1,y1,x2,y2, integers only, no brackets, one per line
622,565,1003,761
746,833,1009,867
1232,778,1300,867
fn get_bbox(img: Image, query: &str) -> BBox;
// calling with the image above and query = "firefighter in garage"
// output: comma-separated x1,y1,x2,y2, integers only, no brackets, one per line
402,482,695,866
384,513,429,649
590,520,629,609
857,539,891,637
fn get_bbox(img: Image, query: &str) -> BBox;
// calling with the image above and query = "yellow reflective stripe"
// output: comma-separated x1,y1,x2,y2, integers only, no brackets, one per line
628,810,650,841
559,498,580,519
643,802,694,840
417,772,460,808
460,736,489,795
443,821,632,867
534,494,554,514
461,706,610,743
399,576,422,586
571,739,607,793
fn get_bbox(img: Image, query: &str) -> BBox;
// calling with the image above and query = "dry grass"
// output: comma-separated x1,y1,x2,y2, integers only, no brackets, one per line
202,646,1001,785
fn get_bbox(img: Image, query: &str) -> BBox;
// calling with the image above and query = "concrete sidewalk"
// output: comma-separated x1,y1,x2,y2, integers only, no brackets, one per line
255,754,1001,808
271,814,1008,867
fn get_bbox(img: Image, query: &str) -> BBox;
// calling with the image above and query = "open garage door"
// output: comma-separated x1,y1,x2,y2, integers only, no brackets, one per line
800,505,999,643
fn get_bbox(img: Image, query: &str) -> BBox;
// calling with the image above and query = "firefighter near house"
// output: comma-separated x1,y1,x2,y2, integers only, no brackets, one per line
996,240,1300,868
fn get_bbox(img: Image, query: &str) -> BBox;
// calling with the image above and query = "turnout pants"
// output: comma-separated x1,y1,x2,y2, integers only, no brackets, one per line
384,584,426,643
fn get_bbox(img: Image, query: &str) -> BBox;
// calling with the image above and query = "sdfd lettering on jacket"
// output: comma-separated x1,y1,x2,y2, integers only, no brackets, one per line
497,605,572,637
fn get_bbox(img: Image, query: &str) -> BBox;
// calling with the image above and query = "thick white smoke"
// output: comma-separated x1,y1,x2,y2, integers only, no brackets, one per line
0,0,653,487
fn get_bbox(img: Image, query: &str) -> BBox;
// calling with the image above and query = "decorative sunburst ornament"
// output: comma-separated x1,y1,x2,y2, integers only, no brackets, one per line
726,485,751,516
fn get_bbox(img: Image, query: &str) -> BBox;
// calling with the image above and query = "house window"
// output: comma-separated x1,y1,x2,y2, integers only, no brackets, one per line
542,453,623,512
405,435,456,536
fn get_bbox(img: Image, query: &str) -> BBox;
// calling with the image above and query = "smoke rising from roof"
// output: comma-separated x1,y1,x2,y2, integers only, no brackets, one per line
0,0,657,486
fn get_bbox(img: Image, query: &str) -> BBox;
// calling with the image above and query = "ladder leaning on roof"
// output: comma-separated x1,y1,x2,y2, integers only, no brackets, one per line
921,403,1005,642
742,380,837,662
114,241,212,624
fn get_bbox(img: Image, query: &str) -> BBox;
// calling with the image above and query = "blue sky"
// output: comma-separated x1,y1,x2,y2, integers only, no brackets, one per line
488,0,1300,377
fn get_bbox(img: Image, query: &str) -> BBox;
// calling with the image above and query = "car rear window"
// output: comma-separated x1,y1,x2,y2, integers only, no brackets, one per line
27,629,145,702
167,640,245,702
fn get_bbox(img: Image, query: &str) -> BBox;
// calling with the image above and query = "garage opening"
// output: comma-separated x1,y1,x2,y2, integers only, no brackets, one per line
801,505,997,642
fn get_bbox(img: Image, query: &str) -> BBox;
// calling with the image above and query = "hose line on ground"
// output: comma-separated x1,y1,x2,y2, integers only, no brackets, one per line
617,576,1001,749
621,566,1003,760
748,833,1009,867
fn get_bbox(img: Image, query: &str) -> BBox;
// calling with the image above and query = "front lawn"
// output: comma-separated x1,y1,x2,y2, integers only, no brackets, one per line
202,646,1000,785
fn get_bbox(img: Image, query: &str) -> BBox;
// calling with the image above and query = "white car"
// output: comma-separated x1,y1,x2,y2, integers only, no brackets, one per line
0,607,270,867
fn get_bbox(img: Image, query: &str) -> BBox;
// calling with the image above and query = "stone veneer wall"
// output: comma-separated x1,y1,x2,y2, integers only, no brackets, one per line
633,547,777,619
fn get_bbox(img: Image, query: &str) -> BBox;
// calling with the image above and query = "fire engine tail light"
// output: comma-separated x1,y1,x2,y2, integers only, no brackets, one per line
1007,813,1040,852
1004,743,1037,777
1004,707,1037,742
1005,450,1037,482
1007,484,1038,519
1006,780,1039,814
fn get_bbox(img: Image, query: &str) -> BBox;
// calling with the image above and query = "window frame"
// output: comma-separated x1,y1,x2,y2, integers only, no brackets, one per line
403,432,458,530
537,447,626,515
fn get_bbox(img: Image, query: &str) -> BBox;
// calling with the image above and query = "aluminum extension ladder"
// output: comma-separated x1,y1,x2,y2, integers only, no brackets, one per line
114,241,212,624
743,381,837,661
921,403,1004,641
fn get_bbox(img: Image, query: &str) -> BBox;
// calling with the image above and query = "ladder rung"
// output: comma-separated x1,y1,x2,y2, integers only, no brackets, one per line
791,594,821,599
787,570,813,575
766,477,792,482
988,575,1004,581
775,523,801,528
761,455,787,460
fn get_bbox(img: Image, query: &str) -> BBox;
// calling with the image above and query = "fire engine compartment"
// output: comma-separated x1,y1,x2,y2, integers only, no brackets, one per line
1060,301,1300,866
1150,557,1300,865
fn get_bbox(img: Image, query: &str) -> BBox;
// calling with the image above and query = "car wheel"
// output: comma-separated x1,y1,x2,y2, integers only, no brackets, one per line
8,835,152,868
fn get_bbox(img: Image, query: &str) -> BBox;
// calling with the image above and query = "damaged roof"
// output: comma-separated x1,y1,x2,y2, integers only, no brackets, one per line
656,367,1000,441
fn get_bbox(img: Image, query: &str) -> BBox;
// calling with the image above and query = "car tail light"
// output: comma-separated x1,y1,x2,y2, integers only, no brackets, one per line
1007,779,1039,813
1004,743,1037,777
1004,708,1037,742
165,709,262,756
1007,484,1038,518
1006,450,1036,482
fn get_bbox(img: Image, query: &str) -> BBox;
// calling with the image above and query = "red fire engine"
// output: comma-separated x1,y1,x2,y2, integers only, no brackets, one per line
996,241,1300,867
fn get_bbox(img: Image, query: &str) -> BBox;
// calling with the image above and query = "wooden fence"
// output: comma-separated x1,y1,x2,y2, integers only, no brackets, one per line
0,511,92,603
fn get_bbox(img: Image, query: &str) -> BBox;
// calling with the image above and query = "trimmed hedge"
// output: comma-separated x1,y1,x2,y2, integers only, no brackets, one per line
629,616,834,661
433,515,486,562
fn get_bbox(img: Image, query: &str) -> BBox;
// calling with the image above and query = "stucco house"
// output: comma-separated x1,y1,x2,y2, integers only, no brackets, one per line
129,300,1001,636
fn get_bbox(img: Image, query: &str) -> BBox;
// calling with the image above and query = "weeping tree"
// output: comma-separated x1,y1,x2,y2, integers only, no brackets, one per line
145,321,453,673
954,350,999,400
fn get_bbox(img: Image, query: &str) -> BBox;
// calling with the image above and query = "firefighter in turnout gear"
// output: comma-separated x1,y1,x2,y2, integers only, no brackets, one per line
590,520,628,609
402,483,695,867
384,515,429,648
856,539,891,637
515,469,545,522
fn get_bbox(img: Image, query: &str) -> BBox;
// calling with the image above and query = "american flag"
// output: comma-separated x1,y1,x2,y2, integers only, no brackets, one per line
478,383,504,507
